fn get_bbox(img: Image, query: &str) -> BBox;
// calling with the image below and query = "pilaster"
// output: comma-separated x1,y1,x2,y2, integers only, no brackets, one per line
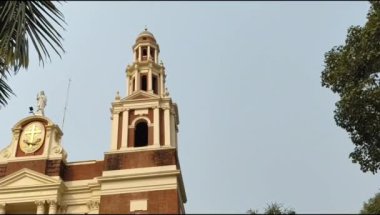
164,107,171,146
48,200,57,214
121,108,129,149
35,200,45,214
110,111,120,150
0,203,5,214
153,107,160,146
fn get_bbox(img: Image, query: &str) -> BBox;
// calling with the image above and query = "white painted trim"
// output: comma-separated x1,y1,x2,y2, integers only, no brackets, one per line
106,145,174,154
98,169,180,196
131,116,151,126
102,165,177,177
121,109,129,149
110,113,119,150
164,109,170,146
153,107,160,146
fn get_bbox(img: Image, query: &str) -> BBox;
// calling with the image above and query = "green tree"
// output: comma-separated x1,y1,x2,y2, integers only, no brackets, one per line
360,192,380,214
247,202,296,214
321,1,380,173
0,1,65,107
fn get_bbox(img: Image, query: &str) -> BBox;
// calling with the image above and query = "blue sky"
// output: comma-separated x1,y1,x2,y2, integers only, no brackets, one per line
0,1,378,213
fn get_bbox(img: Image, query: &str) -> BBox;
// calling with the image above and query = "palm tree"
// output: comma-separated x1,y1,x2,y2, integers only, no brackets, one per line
0,1,65,107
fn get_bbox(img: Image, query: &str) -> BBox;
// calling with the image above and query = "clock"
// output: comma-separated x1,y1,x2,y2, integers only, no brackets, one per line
19,121,45,154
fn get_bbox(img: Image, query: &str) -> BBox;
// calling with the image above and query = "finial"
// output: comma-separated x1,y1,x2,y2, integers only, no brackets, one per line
115,91,120,100
35,90,47,116
144,25,148,31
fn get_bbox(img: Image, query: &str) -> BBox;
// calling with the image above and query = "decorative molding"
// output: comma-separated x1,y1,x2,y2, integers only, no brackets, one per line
87,200,100,210
131,116,152,126
35,200,45,206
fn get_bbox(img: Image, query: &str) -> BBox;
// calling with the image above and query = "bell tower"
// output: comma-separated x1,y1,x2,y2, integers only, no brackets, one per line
101,29,186,214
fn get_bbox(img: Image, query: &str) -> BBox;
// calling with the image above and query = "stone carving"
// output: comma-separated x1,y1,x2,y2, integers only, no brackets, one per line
36,91,47,116
0,145,11,159
87,200,100,210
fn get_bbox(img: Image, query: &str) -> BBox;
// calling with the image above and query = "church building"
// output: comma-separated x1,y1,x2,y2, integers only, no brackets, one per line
0,29,187,214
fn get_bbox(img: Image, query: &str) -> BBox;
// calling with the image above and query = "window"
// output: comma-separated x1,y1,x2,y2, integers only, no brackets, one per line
134,121,148,147
152,75,158,94
150,48,155,61
142,46,147,61
132,78,135,91
141,76,147,91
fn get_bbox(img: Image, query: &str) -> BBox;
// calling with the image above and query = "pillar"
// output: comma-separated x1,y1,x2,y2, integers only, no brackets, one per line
148,69,153,92
155,49,158,63
136,71,141,91
160,73,164,96
170,110,176,147
35,200,45,214
121,109,129,149
148,46,151,60
110,111,119,150
48,200,57,214
164,108,171,146
0,203,5,214
138,46,142,61
153,107,160,146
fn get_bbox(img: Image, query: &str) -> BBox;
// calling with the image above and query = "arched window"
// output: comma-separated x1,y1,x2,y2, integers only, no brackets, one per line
134,121,148,147
152,75,158,94
141,75,147,91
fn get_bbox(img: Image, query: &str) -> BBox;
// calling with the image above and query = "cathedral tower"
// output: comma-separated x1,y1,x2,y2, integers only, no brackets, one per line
102,28,186,214
0,29,186,214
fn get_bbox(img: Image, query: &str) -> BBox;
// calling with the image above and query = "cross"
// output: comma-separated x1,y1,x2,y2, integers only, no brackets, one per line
24,124,42,144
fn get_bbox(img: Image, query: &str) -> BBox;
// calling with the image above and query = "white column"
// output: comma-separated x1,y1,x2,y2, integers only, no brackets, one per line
138,46,142,61
136,72,141,91
148,46,151,60
121,109,129,149
148,69,153,92
155,49,158,63
164,108,171,146
0,203,5,214
134,75,138,91
110,111,119,150
48,200,57,214
170,111,176,147
160,73,164,96
35,200,45,214
153,107,160,146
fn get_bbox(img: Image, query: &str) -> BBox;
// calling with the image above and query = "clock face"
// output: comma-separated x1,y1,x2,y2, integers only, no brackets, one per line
19,121,45,154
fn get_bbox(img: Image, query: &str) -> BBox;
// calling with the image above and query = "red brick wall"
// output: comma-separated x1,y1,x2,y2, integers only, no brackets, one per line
6,160,47,175
104,149,177,171
99,189,179,214
63,161,103,181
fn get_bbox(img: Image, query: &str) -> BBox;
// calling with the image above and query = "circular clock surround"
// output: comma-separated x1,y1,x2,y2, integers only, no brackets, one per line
19,121,46,154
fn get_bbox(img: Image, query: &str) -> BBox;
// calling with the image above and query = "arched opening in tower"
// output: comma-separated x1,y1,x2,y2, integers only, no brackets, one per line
141,75,147,91
152,75,158,94
135,121,148,147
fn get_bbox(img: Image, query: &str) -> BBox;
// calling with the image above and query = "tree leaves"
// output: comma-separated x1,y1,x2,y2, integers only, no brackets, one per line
360,192,380,214
0,1,65,107
321,1,380,174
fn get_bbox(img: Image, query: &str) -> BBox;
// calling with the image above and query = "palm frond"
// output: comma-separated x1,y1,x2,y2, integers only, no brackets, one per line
0,1,65,107
0,1,66,72
0,57,14,107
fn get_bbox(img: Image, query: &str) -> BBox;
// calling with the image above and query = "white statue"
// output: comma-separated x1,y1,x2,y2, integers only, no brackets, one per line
36,91,47,116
